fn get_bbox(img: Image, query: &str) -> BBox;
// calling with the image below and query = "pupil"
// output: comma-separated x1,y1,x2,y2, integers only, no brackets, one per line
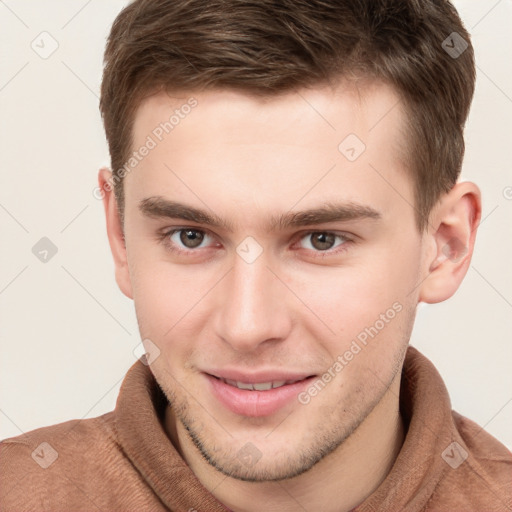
180,229,204,248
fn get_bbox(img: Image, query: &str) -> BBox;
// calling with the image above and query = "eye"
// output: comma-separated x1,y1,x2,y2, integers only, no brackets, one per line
158,228,352,258
168,228,213,250
298,231,349,252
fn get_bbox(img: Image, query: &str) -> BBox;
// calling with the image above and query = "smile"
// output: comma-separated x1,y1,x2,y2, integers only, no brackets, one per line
206,373,316,417
219,378,302,390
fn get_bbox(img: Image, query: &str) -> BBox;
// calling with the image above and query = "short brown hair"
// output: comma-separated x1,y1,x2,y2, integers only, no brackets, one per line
100,0,475,230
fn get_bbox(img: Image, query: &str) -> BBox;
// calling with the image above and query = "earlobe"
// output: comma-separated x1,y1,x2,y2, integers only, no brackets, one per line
419,182,481,304
98,167,134,300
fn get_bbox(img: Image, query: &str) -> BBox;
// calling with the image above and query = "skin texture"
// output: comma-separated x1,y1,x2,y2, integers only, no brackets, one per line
99,82,481,512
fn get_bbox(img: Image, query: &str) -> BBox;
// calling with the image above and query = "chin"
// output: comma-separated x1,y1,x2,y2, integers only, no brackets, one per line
177,401,364,482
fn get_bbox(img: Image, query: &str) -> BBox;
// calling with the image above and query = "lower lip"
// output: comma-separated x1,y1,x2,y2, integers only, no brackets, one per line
205,374,315,417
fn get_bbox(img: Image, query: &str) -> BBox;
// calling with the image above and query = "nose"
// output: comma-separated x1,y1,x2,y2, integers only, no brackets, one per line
213,254,293,353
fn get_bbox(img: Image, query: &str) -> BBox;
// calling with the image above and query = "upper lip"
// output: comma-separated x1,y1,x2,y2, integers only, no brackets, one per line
205,369,314,384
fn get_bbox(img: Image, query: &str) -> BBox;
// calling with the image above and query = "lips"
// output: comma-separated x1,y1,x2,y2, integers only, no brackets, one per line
204,371,316,417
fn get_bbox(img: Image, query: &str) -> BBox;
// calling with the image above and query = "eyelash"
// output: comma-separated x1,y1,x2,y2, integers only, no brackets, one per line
157,227,354,259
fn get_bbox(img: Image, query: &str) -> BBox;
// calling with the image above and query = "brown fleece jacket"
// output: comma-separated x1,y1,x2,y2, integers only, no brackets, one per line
1,346,511,511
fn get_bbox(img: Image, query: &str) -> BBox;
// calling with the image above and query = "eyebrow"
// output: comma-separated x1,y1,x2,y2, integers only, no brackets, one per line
138,196,381,232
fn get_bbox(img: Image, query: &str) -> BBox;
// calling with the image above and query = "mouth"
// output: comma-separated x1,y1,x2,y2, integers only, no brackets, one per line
212,375,309,391
205,372,316,417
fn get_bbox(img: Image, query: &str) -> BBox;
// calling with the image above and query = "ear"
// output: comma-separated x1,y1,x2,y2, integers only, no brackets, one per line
98,167,133,300
418,182,481,304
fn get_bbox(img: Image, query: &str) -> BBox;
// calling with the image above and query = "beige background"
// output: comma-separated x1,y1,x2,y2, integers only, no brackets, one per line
1,0,511,448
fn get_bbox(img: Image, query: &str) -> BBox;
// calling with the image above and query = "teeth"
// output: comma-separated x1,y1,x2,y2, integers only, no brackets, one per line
221,379,292,390
253,382,273,391
237,381,254,390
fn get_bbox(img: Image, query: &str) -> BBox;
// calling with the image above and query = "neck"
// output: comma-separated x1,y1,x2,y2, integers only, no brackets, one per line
166,372,405,512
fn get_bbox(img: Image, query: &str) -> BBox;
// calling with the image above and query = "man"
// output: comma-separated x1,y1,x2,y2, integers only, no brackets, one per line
1,0,511,510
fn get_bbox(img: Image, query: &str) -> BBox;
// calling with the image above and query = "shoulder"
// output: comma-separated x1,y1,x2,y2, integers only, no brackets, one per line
0,412,127,510
452,410,512,485
429,410,512,511
0,410,119,468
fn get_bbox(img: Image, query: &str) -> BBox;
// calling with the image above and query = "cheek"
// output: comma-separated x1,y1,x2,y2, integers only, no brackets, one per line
129,259,196,337
129,255,228,362
291,244,421,353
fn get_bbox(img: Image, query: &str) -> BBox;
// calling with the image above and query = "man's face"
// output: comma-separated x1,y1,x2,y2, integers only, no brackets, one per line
122,83,426,481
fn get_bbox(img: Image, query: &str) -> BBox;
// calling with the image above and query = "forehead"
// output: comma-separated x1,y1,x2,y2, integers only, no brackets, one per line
125,82,412,229
133,81,404,147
